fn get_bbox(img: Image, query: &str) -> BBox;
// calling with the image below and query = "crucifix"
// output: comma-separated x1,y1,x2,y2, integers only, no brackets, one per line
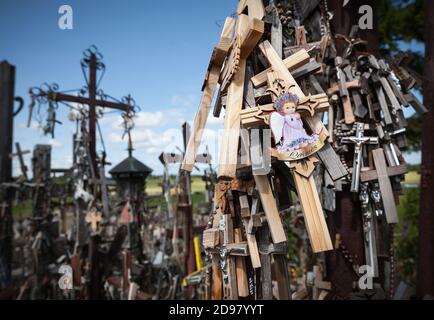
29,46,133,175
359,148,406,224
259,40,333,253
341,123,379,193
359,183,379,278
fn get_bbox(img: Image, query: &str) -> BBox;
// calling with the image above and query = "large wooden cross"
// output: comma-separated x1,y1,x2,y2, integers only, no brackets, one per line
29,49,132,174
259,40,333,253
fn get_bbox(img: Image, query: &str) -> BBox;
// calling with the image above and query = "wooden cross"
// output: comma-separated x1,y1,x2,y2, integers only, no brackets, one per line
238,194,261,269
328,56,359,124
10,142,30,181
85,207,102,233
29,48,132,174
360,148,407,224
312,265,331,300
259,40,333,253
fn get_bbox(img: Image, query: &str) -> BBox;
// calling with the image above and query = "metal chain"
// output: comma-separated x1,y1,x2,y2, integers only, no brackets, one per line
334,120,358,138
389,224,396,299
319,0,333,37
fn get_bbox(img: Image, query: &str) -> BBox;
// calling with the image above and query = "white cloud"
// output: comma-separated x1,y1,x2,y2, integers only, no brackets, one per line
48,138,63,149
134,111,166,127
17,122,40,130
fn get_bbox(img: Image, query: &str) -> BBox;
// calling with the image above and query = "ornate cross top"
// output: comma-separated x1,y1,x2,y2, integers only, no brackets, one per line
29,46,137,175
85,207,102,233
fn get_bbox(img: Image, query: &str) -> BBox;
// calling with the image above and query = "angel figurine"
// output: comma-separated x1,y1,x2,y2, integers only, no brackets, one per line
270,93,319,153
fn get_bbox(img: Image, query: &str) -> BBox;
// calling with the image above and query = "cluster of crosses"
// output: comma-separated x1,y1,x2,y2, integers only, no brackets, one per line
0,0,427,301
182,0,424,300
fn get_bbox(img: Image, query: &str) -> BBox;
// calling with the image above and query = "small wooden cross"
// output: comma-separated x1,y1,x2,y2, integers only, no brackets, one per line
312,265,331,300
85,207,102,233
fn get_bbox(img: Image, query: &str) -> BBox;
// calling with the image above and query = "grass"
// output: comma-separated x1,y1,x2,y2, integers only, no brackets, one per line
404,171,420,184
146,175,206,194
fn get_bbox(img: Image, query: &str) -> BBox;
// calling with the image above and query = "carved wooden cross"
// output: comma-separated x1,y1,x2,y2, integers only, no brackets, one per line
259,40,333,253
85,207,102,233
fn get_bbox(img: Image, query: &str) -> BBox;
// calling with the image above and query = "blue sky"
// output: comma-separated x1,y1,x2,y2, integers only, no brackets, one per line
0,0,237,176
0,0,423,177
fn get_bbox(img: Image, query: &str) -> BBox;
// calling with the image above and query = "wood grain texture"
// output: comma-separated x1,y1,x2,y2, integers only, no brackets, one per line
290,165,333,252
253,174,287,244
234,228,249,297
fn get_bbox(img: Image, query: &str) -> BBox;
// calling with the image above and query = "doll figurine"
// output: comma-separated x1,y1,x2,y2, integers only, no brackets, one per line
270,93,319,153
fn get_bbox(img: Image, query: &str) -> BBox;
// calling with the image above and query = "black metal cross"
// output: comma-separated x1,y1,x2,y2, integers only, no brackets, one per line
29,47,134,175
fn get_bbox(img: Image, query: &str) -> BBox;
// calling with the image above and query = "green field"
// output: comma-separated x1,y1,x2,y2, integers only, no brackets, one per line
404,171,420,184
146,175,206,194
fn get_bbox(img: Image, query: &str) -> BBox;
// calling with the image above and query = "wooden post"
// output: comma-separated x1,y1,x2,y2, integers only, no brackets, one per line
218,9,264,178
0,61,15,288
32,145,51,219
418,0,434,297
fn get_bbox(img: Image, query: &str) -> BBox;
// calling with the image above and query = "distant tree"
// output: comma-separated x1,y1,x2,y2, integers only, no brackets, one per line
378,0,424,153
